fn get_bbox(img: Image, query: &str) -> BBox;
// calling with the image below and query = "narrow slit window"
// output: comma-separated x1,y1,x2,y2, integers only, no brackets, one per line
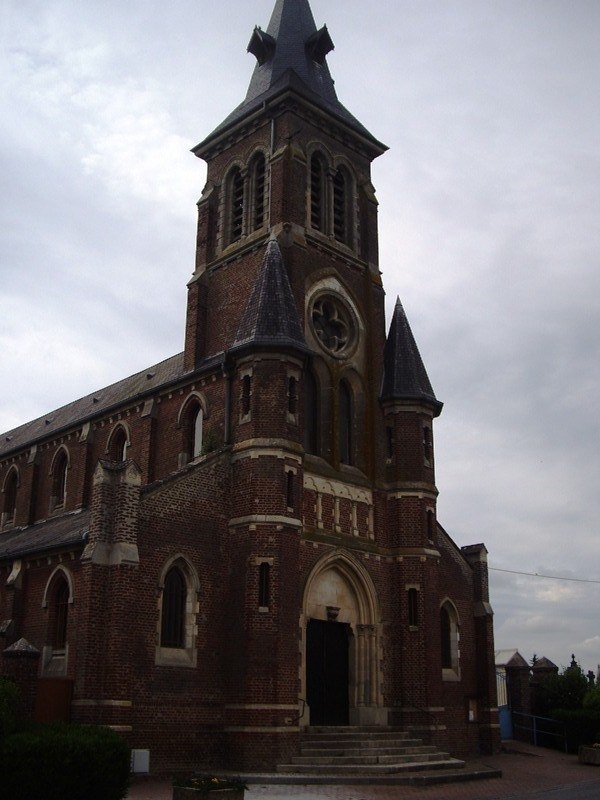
408,588,419,627
258,562,270,608
339,380,353,465
286,470,294,509
386,425,394,461
241,375,251,417
423,425,433,464
288,376,298,415
304,371,319,455
427,509,436,541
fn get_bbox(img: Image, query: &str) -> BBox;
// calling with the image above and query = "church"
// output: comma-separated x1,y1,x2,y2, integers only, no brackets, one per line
0,0,499,774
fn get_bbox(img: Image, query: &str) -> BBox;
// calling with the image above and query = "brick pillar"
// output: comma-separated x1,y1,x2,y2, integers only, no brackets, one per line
462,544,501,754
74,460,140,732
1,638,40,720
507,662,532,714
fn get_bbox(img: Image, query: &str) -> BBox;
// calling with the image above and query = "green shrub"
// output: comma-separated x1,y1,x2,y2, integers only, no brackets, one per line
0,678,21,739
583,684,600,711
0,723,130,800
551,708,600,752
536,664,589,715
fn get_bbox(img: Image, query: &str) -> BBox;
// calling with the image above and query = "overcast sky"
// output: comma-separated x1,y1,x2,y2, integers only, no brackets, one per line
1,0,599,677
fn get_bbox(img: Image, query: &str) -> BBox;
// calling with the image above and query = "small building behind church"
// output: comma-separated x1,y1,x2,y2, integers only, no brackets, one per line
0,0,499,774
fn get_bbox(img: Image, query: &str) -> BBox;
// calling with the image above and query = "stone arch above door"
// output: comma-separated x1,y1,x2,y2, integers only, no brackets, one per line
303,549,377,626
301,549,386,726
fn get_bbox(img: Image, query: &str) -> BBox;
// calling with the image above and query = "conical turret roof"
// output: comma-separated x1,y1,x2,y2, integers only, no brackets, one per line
380,297,443,414
194,0,385,153
231,237,308,355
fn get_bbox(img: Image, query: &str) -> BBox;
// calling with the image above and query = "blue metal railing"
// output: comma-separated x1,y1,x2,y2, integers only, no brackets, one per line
511,711,567,752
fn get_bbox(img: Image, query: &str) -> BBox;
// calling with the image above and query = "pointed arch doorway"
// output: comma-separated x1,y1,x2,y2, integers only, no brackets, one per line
302,551,385,726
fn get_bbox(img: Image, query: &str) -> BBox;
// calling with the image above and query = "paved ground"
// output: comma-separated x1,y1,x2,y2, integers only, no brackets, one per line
128,742,600,800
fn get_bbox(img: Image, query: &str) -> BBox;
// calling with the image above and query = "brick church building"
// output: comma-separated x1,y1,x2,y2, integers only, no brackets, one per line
0,0,499,773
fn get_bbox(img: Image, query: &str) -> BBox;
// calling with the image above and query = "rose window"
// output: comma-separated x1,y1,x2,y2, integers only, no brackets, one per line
311,295,356,356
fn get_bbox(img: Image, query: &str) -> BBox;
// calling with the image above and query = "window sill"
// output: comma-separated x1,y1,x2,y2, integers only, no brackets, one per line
155,646,197,668
442,667,461,682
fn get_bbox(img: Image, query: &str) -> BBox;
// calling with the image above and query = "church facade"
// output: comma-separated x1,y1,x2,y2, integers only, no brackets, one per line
0,0,499,773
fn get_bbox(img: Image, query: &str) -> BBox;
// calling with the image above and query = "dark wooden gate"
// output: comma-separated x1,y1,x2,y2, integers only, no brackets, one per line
306,618,349,725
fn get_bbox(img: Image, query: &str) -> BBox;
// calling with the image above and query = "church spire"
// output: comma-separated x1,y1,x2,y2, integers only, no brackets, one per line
245,0,335,106
194,0,385,155
381,297,443,415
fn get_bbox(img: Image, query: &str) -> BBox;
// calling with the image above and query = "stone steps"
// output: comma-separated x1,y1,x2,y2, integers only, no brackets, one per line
276,726,465,777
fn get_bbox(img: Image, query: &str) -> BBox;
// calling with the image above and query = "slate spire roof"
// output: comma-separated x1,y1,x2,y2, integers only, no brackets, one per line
380,297,443,414
232,236,308,354
194,0,385,152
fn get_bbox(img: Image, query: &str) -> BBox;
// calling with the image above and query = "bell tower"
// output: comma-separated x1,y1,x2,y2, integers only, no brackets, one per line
181,0,448,764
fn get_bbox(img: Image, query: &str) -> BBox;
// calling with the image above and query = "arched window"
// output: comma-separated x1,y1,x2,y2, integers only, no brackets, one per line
310,152,327,232
339,380,353,465
161,566,186,649
440,601,460,677
191,405,203,458
227,166,244,243
3,468,18,523
53,579,70,649
304,370,319,455
156,557,199,667
333,167,351,244
51,449,68,509
108,425,128,462
249,152,266,231
178,395,206,465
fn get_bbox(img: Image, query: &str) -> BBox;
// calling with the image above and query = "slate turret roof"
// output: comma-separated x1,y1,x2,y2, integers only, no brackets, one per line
232,237,309,355
380,297,443,414
194,0,386,153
